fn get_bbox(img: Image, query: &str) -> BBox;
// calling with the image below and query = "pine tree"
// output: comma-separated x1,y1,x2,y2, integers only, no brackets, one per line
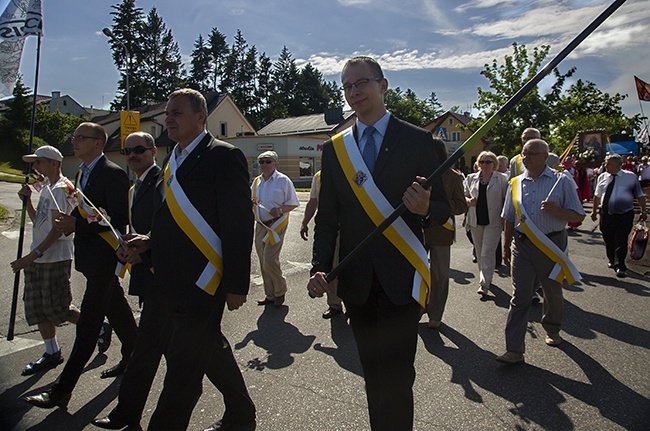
272,46,300,117
139,7,185,103
189,34,212,92
208,27,228,91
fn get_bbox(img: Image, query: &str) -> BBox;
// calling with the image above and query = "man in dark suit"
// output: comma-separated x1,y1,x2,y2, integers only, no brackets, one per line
23,122,138,408
121,131,160,304
308,57,449,431
92,89,255,431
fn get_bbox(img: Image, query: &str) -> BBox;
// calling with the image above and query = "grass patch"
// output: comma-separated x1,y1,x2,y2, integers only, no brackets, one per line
0,162,23,176
0,205,8,220
0,173,26,184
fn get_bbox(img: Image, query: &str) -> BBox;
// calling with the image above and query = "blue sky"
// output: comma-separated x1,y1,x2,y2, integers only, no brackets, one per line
12,0,650,122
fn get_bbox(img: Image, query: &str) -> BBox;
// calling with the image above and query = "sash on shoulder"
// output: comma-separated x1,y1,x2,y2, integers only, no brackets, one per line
163,155,223,295
251,176,289,245
331,127,431,307
511,176,582,284
73,173,130,278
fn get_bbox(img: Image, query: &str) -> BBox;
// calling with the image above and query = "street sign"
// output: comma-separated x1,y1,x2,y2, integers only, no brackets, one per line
120,110,140,147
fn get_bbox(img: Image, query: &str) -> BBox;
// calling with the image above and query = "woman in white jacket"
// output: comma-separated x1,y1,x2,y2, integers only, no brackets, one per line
464,151,509,296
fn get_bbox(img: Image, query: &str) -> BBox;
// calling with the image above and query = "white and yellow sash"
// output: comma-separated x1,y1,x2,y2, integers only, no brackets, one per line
511,176,581,284
75,170,129,278
163,155,223,295
332,127,431,307
251,175,289,245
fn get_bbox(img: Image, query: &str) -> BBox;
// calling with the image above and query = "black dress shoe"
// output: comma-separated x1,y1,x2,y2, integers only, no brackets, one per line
23,389,71,409
22,351,64,376
616,267,627,278
257,297,273,306
203,418,256,431
100,361,127,379
92,416,140,430
322,307,342,319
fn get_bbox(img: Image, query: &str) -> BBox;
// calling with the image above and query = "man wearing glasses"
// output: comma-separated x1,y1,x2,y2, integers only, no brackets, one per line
120,132,160,305
308,56,449,430
24,122,137,408
498,139,585,365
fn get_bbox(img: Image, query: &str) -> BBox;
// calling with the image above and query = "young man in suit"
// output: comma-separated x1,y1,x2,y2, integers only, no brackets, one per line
24,122,138,408
92,89,255,431
307,56,450,431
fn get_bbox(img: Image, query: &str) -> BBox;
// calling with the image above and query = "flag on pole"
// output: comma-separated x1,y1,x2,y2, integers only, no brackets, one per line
639,123,649,146
0,0,42,98
635,76,650,102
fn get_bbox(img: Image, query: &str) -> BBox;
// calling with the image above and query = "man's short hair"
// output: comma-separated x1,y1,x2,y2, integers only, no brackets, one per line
606,154,623,165
127,131,156,148
168,89,208,124
521,127,541,142
343,56,384,79
525,139,550,155
78,122,108,146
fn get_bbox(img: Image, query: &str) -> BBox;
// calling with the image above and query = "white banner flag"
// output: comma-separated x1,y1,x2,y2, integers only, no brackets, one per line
0,0,43,98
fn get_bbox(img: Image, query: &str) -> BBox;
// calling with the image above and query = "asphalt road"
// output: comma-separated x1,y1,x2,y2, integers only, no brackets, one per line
0,180,648,431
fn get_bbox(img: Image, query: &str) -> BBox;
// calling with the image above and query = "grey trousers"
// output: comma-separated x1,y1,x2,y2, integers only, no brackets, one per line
505,230,567,353
427,245,451,322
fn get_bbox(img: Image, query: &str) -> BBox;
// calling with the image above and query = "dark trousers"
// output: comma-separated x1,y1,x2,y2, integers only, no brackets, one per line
55,273,137,394
600,210,634,270
346,275,421,431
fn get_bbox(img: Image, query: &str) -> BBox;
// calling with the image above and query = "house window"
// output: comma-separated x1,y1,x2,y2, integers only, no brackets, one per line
299,157,314,178
220,122,228,137
451,131,461,141
448,118,453,126
252,158,261,178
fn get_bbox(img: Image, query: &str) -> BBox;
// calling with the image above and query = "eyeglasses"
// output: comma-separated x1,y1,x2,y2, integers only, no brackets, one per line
478,160,493,164
120,146,153,155
71,135,100,142
258,159,275,165
341,77,382,92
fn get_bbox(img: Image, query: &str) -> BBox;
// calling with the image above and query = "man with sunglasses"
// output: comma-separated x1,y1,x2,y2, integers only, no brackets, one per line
252,151,299,307
120,132,160,305
307,56,449,430
24,122,137,408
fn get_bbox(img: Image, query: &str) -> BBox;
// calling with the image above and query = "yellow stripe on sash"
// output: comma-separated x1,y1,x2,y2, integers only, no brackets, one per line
164,162,223,295
331,129,430,307
511,177,581,285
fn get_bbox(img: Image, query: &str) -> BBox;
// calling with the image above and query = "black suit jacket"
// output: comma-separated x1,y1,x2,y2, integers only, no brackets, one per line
313,116,450,306
72,155,129,277
128,165,161,297
150,133,253,312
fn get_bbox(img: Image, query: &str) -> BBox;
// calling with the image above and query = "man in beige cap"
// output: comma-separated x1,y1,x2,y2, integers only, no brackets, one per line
251,150,299,306
10,146,80,376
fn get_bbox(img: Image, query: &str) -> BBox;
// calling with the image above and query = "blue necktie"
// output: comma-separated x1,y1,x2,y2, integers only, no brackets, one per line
362,126,377,173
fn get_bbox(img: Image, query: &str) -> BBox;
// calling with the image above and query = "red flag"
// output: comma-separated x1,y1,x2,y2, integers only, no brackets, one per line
635,76,650,102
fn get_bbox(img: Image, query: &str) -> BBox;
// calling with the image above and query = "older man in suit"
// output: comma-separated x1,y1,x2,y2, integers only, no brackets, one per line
92,89,255,431
308,56,449,431
24,122,138,408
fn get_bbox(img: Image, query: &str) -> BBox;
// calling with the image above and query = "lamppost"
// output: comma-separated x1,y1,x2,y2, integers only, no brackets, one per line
102,27,130,111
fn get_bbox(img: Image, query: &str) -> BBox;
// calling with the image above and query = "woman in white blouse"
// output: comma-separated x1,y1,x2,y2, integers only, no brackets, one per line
464,151,509,296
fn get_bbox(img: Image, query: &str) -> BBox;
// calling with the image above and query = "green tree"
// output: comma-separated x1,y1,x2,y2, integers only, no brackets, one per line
208,27,228,91
385,88,442,127
550,79,640,153
108,0,145,110
34,105,86,149
295,63,329,116
139,7,185,103
189,34,212,92
0,78,32,166
470,43,575,156
271,46,300,117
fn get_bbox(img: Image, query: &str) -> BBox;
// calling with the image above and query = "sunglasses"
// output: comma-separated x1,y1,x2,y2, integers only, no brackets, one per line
120,146,153,155
258,159,275,164
479,160,493,164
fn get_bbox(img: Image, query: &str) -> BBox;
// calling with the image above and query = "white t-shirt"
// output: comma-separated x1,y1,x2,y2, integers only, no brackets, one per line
31,177,75,263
